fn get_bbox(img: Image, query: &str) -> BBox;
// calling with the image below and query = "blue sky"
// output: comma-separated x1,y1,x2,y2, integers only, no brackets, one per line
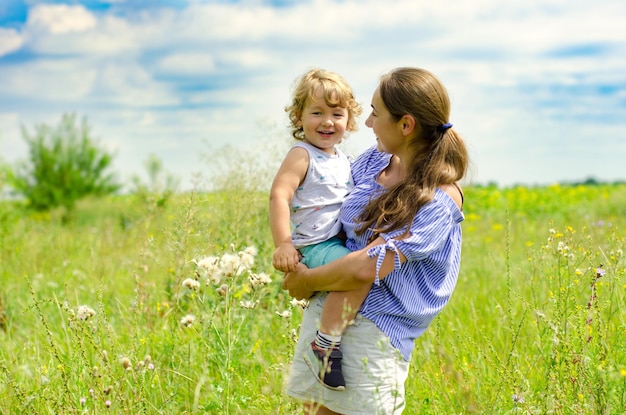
1,0,625,189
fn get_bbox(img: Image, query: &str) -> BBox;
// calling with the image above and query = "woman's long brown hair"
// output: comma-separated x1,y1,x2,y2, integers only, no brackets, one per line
356,68,469,239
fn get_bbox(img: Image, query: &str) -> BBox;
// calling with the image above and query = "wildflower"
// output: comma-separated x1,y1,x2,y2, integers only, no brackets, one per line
239,248,256,269
216,284,228,296
120,357,132,370
76,305,96,321
275,309,292,318
242,246,258,256
248,272,272,289
220,253,243,277
596,266,606,278
620,368,626,377
239,300,258,309
147,362,155,370
180,314,196,328
512,394,525,404
79,397,86,406
105,399,111,408
182,278,200,290
195,256,220,273
291,298,308,308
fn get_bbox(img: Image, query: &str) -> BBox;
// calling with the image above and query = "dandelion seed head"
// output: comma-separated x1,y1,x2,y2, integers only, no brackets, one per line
220,253,243,277
249,272,272,288
239,251,255,269
182,278,200,290
275,309,292,318
195,256,220,273
180,314,196,327
76,305,96,321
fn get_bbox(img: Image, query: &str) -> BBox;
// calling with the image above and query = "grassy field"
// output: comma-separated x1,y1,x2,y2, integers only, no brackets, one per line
0,183,625,414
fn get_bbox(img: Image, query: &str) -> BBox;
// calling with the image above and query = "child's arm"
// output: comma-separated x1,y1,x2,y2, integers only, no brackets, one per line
269,146,309,273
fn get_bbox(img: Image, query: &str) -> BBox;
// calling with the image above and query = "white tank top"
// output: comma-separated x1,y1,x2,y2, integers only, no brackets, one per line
290,142,353,249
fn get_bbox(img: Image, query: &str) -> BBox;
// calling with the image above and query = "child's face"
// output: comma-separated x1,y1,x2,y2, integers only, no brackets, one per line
298,91,349,154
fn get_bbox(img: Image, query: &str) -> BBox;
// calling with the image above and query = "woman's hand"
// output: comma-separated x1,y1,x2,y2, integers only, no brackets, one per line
282,262,315,300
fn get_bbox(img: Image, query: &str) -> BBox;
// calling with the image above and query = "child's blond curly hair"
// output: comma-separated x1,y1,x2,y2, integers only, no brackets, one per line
285,68,362,141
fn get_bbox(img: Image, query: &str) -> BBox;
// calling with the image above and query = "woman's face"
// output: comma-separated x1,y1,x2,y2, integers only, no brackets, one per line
365,87,404,154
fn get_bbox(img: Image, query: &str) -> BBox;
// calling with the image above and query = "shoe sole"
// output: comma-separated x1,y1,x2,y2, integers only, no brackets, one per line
303,347,346,391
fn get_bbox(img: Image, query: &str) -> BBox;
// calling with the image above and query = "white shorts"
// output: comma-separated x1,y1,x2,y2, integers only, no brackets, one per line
285,293,409,415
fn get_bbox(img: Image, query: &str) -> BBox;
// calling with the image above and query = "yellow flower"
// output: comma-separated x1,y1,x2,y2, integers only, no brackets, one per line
620,368,626,377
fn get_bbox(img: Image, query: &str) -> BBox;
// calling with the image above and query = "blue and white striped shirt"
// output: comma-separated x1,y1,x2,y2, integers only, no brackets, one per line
340,146,464,361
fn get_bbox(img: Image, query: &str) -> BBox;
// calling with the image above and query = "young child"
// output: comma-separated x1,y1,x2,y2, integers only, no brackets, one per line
269,68,364,391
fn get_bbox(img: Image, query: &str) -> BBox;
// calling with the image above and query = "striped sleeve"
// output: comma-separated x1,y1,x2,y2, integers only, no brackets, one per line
365,194,459,282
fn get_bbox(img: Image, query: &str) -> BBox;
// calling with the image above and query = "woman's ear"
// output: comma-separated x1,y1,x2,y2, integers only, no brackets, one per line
400,115,416,136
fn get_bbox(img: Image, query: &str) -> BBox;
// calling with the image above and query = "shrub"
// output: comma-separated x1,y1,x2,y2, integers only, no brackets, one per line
8,113,120,212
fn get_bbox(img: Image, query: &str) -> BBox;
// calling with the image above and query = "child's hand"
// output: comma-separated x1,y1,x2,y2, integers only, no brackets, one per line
273,243,301,272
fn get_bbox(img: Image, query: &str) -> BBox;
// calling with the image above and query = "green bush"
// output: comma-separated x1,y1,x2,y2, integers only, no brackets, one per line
8,113,120,212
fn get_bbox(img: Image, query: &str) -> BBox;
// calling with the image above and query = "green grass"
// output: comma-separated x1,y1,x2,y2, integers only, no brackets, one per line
1,184,625,414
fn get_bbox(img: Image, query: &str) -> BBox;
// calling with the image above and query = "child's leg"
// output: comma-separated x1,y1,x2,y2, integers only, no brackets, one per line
319,284,372,336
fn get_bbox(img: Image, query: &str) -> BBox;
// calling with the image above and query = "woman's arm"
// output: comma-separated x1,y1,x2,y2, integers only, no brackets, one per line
281,236,407,300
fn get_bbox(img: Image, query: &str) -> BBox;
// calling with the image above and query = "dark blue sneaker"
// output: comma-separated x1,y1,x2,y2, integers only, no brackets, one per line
304,341,346,391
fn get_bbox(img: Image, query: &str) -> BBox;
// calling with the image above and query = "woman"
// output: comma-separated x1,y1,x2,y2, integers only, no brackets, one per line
283,67,469,414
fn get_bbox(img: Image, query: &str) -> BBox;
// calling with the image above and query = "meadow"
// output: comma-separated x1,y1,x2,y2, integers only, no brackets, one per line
0,181,625,414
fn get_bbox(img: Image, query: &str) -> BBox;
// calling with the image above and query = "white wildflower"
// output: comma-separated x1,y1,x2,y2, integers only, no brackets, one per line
77,305,96,321
239,251,255,270
243,246,258,256
220,253,243,277
182,278,200,290
180,314,196,328
275,309,292,318
239,300,258,309
195,256,220,274
290,298,308,309
216,284,228,296
239,246,257,269
249,272,272,288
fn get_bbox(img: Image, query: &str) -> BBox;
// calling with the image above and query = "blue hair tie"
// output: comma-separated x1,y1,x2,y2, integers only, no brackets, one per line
439,122,453,132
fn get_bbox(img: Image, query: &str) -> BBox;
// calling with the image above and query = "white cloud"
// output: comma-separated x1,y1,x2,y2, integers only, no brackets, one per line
157,52,216,75
27,4,97,34
0,28,23,57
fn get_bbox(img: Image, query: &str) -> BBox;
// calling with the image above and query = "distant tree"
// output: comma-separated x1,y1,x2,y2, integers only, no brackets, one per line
131,153,180,208
8,113,120,212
